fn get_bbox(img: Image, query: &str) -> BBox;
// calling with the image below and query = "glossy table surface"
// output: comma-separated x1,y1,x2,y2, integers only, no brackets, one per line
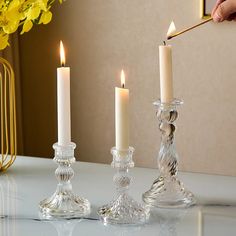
1,156,236,236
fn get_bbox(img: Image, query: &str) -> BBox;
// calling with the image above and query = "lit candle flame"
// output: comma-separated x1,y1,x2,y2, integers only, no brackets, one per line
60,40,66,66
167,21,176,38
121,69,125,88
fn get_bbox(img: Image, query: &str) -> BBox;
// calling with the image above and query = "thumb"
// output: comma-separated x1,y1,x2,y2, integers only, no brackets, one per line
213,0,236,22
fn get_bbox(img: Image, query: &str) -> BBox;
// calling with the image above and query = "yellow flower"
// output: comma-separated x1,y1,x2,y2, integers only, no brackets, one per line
38,0,49,11
0,0,64,50
0,1,22,34
21,19,33,34
0,33,9,50
39,10,52,24
26,7,41,20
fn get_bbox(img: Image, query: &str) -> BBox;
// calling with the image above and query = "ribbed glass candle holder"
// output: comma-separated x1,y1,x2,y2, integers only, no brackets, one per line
98,147,149,225
39,142,90,218
142,99,196,208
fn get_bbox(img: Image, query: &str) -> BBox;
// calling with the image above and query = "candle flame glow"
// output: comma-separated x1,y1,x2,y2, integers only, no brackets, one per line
60,40,66,66
121,69,125,88
167,21,176,38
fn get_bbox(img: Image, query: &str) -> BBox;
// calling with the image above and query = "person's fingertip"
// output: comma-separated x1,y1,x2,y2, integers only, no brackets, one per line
214,1,236,23
213,10,224,22
213,15,222,22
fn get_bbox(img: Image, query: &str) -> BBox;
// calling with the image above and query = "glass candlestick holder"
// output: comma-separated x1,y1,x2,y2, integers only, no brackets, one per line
142,99,196,208
98,147,149,225
39,142,90,219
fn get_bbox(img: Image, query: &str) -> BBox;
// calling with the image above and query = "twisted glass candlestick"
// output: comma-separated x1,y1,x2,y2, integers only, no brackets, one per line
98,147,149,225
39,142,90,218
143,99,195,208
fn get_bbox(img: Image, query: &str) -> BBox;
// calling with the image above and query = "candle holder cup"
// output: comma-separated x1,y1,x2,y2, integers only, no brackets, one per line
98,147,149,225
39,142,90,219
142,99,196,208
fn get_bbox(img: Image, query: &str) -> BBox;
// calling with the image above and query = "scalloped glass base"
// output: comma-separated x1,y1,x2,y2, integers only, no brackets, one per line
98,193,149,225
39,190,90,219
142,176,196,209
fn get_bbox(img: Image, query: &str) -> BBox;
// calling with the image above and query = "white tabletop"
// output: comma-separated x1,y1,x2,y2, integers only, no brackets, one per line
0,156,236,235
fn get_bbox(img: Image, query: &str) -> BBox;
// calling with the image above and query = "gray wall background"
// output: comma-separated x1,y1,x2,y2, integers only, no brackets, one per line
19,0,236,176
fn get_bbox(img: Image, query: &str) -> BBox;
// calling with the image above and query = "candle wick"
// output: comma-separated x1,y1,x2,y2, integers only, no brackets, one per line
122,83,125,89
163,41,166,46
61,63,65,67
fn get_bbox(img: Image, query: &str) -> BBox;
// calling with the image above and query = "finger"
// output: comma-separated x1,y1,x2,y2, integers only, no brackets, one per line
212,0,225,16
213,0,236,22
227,12,236,20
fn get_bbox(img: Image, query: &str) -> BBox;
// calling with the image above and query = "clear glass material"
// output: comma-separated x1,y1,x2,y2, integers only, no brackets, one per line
153,208,187,236
142,99,196,208
39,142,90,218
98,147,149,225
50,221,77,236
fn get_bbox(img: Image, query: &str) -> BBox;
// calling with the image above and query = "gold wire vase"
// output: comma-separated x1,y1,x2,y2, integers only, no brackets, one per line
0,57,17,171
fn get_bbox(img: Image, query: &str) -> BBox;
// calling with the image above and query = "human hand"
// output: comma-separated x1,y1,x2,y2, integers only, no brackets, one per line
212,0,236,22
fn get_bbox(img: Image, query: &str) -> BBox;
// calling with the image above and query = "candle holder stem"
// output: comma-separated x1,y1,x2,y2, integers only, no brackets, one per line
143,99,195,208
98,147,149,225
39,142,90,218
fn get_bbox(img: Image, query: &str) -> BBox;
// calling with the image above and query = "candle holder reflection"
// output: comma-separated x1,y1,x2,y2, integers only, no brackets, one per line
0,175,17,236
39,142,90,219
50,220,77,236
102,223,142,236
143,99,196,208
98,147,149,225
156,208,187,236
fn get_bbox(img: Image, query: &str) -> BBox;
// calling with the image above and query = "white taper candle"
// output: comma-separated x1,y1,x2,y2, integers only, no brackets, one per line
57,41,71,146
159,21,176,103
159,44,173,103
115,70,129,151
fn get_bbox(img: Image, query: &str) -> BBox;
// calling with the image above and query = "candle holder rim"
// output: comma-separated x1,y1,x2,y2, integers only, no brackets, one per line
53,142,76,149
111,146,135,168
153,98,183,107
111,146,135,154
